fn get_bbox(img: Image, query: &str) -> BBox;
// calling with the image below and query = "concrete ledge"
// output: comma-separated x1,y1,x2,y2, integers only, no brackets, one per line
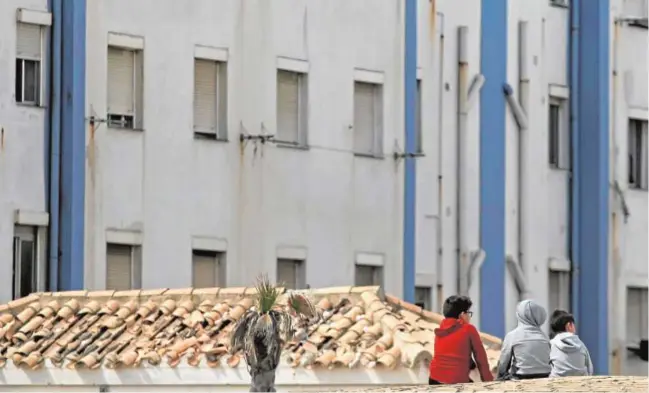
195,45,229,62
108,32,144,50
277,56,309,73
354,68,385,84
16,8,52,26
14,210,49,226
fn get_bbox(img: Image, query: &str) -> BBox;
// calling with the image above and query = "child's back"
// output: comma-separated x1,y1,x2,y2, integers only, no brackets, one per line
549,310,593,377
496,300,551,380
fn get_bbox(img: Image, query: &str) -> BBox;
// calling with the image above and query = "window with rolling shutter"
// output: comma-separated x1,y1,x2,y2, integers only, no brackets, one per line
192,250,223,288
354,264,383,287
106,244,134,291
194,59,227,139
548,269,571,312
15,23,42,105
627,287,648,344
107,46,143,129
276,70,307,145
354,82,382,156
277,259,304,289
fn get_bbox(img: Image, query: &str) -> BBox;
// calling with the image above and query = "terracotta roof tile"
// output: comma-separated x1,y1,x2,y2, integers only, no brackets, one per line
0,286,501,372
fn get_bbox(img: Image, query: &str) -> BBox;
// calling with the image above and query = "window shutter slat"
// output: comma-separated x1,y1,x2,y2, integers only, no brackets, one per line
277,71,299,142
354,82,375,154
107,48,135,115
16,23,41,60
193,254,217,288
106,244,132,291
194,59,218,132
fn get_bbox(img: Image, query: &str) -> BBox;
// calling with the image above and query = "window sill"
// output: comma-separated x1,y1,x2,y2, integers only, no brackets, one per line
15,102,45,109
628,19,648,29
108,126,144,132
548,1,569,9
354,152,385,160
628,186,648,193
194,132,228,142
275,141,309,151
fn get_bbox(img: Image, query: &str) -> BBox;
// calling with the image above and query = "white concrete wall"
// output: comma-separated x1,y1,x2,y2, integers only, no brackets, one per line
609,0,648,377
84,0,425,296
0,0,50,302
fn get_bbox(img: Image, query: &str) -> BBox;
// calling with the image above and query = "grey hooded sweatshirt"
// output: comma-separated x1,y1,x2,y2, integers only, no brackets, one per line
496,300,551,380
549,332,593,377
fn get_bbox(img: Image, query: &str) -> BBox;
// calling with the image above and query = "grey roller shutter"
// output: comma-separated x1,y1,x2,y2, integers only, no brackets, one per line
194,59,218,133
107,47,134,115
277,71,299,142
277,259,297,289
16,23,41,60
354,82,375,154
106,244,132,290
192,253,218,288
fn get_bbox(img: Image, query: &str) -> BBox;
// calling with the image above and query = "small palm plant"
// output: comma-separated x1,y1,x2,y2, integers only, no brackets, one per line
230,276,316,392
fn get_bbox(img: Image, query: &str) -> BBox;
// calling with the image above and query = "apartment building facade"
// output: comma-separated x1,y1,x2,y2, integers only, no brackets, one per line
0,0,646,375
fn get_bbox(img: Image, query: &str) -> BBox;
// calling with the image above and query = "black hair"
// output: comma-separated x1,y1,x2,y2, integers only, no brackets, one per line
550,309,575,334
442,295,472,319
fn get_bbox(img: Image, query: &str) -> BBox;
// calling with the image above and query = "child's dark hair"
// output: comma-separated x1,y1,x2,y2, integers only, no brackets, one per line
550,309,575,334
442,295,472,319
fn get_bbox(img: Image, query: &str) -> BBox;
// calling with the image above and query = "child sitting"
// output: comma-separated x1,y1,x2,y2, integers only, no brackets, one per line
496,300,551,380
549,309,593,377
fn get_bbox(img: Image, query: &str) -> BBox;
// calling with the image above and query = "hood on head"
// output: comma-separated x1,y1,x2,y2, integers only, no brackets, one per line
552,332,582,353
515,300,547,327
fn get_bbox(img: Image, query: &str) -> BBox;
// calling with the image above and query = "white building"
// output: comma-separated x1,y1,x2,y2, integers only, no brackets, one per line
0,0,646,375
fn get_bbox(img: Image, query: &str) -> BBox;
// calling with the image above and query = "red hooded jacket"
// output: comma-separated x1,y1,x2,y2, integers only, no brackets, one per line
428,318,494,384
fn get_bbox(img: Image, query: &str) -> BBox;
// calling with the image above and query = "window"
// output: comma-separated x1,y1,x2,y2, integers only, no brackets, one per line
276,70,308,146
415,79,423,153
626,287,648,345
354,264,383,287
628,119,648,190
106,243,141,290
13,226,46,299
192,250,225,288
415,286,431,310
107,46,143,129
548,97,570,169
15,23,42,105
277,259,305,289
353,81,383,157
194,59,227,139
548,269,571,312
436,284,444,313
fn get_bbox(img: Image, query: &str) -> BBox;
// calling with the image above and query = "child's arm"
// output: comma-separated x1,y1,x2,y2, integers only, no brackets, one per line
468,325,494,382
495,334,513,380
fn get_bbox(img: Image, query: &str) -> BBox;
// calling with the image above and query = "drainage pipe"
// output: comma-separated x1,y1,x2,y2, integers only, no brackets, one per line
48,0,62,291
517,21,530,284
402,0,417,303
435,12,446,298
568,0,581,328
457,26,470,295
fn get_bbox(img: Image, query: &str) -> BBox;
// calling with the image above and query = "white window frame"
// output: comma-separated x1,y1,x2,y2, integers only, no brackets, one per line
548,94,570,170
628,118,648,190
105,229,142,290
193,47,229,141
353,69,384,158
15,22,45,107
192,249,226,288
106,33,144,130
276,258,306,290
548,265,571,312
275,65,309,147
12,210,49,299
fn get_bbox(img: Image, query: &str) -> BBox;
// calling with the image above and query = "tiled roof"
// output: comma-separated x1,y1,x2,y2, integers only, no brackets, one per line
327,376,649,392
0,286,501,372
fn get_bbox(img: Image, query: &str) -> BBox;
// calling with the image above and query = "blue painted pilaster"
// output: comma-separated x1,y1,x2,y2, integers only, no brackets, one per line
479,0,507,337
402,0,417,303
573,0,610,375
59,0,86,290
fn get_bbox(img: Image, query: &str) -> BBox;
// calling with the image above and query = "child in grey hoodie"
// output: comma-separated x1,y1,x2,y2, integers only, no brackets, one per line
549,309,593,377
496,300,551,380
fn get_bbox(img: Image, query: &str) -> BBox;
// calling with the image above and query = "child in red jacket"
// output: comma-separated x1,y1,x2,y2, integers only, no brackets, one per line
428,295,494,384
